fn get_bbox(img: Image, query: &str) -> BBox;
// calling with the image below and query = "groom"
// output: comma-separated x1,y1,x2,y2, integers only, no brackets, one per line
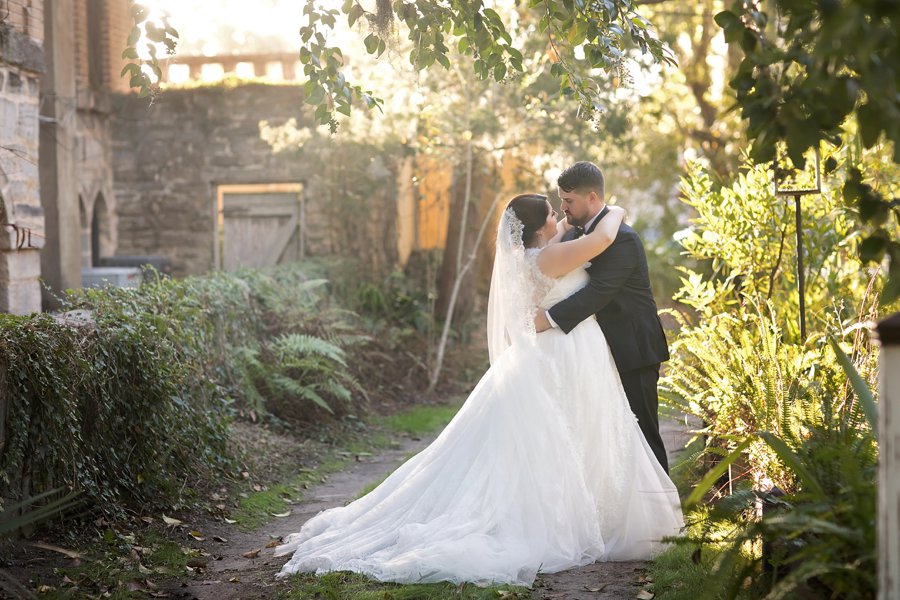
534,161,671,472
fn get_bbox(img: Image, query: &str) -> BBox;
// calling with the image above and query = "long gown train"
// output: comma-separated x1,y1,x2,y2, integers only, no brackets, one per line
275,267,684,586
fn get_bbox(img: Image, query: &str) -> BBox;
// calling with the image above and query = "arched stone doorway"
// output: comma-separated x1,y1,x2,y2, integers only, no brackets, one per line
79,196,91,267
91,193,111,266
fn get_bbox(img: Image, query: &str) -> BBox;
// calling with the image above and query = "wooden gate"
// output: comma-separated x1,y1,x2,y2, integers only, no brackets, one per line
215,183,304,271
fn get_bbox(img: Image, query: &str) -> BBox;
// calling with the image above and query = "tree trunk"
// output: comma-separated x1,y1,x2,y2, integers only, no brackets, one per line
434,148,481,321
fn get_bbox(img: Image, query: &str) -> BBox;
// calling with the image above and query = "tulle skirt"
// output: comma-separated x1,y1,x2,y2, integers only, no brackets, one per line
275,319,683,586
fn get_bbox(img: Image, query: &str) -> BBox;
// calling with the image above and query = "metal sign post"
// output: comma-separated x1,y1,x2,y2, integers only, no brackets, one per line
774,148,822,342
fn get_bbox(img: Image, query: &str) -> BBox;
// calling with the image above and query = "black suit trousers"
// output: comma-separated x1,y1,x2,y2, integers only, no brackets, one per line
619,364,669,473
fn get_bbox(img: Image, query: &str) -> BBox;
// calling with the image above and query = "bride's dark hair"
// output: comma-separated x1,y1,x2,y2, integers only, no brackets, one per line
506,194,549,248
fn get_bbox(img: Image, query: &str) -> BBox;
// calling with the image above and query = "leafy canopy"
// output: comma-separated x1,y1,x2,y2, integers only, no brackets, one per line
297,0,674,132
716,0,900,301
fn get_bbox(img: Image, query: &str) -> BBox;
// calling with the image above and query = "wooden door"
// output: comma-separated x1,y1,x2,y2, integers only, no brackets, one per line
216,184,304,271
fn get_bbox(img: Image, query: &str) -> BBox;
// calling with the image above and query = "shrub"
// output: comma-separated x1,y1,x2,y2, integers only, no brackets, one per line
0,264,368,515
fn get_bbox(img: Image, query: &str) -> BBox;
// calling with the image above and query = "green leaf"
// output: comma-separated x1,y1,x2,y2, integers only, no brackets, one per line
127,27,141,47
685,437,753,507
757,431,825,497
348,4,365,27
829,337,878,439
857,103,881,148
714,10,741,29
315,103,330,123
859,234,887,263
305,85,326,105
364,33,379,54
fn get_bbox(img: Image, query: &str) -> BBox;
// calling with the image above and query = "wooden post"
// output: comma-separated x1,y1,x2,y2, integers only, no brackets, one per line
876,312,900,600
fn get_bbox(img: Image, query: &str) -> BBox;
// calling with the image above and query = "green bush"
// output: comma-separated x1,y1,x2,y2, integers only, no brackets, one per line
657,152,892,598
662,156,886,489
0,264,369,516
678,343,877,599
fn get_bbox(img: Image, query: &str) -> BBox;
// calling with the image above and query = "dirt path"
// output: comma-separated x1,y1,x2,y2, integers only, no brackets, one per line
160,435,430,600
159,416,690,600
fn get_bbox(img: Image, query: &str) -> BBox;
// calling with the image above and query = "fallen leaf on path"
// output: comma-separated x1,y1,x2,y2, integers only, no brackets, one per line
265,537,283,548
224,518,237,524
189,531,206,541
213,535,228,543
138,564,152,575
37,585,56,593
242,548,261,559
28,541,83,559
270,510,291,518
636,591,655,599
585,583,608,592
162,515,182,526
229,576,241,583
186,558,208,569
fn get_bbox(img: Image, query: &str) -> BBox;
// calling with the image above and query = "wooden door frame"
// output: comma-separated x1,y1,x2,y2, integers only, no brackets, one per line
213,182,305,271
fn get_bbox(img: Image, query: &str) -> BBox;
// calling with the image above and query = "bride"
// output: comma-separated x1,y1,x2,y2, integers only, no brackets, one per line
275,194,684,587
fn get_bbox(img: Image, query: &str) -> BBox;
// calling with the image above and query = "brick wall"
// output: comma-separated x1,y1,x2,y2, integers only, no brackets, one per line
73,0,89,94
102,0,131,93
1,0,43,44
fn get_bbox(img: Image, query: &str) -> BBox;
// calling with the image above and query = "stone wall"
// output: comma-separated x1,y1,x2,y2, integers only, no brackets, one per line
0,11,45,314
110,84,400,277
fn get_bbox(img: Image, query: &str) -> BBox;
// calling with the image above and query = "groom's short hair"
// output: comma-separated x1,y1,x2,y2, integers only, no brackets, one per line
558,161,605,198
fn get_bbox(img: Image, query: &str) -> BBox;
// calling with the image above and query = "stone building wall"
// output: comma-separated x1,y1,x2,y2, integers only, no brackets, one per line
0,3,45,314
38,0,131,305
110,84,399,278
1,1,42,37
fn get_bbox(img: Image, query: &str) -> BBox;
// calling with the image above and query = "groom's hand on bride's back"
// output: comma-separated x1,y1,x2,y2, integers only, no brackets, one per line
534,311,552,333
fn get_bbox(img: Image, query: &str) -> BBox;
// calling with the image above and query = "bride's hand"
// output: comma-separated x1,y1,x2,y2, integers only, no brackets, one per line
606,205,625,220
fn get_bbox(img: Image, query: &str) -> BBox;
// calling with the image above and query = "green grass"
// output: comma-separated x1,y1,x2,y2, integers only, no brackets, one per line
380,403,462,437
280,571,528,600
648,517,748,600
233,457,350,529
40,531,194,599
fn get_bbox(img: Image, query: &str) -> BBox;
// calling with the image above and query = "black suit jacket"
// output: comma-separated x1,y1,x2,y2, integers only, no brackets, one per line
547,207,669,372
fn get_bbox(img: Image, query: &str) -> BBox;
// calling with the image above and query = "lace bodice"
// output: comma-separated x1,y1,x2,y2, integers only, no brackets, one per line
525,248,590,310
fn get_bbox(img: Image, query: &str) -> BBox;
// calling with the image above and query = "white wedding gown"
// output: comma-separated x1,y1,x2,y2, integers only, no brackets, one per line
275,256,684,586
